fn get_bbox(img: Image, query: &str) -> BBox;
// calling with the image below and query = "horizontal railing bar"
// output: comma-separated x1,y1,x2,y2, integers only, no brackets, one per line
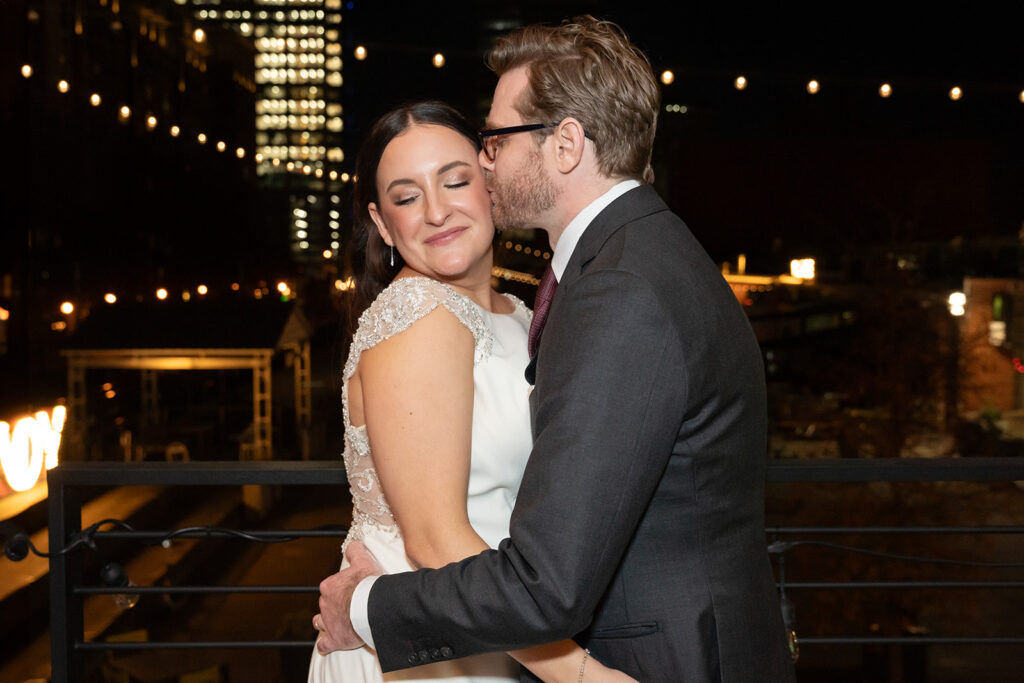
76,585,318,595
765,457,1024,482
48,461,349,487
798,637,1024,644
769,526,1024,534
46,457,1024,488
782,581,1024,589
94,529,348,540
77,641,316,650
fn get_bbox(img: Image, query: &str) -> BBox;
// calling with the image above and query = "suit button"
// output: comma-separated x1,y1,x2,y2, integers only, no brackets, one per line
429,648,441,661
440,646,454,658
407,653,420,665
418,650,430,663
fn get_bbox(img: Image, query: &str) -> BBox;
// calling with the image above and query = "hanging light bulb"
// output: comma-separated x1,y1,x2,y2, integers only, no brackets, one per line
21,64,33,78
879,83,892,98
660,70,674,85
355,45,367,60
197,132,207,144
57,80,69,93
90,93,102,106
949,86,963,101
432,53,445,68
734,75,747,90
806,80,820,94
236,147,245,158
170,125,180,137
146,115,158,130
216,140,226,152
119,105,131,119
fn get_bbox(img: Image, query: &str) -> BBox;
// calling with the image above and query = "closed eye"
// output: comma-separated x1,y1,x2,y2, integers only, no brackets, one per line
445,181,469,190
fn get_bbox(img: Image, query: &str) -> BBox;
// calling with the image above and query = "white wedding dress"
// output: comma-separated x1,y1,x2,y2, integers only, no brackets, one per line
308,276,533,683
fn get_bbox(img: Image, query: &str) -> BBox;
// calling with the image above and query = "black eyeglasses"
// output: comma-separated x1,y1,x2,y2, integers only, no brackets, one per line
477,123,594,162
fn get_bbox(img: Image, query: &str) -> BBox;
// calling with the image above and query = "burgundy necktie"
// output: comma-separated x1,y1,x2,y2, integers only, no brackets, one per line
528,266,558,357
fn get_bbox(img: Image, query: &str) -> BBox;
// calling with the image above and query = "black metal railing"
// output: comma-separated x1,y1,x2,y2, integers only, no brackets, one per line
37,457,1024,680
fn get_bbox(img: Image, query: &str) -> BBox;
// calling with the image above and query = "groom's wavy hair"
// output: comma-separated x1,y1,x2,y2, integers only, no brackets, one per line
486,15,659,184
346,100,482,331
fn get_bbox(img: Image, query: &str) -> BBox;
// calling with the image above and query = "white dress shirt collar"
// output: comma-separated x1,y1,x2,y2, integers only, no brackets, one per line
550,179,641,281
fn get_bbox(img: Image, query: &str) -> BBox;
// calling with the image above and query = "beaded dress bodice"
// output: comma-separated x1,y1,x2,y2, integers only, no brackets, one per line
340,276,532,551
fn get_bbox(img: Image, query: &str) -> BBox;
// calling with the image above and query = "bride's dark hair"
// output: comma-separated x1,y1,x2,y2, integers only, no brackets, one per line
347,100,482,328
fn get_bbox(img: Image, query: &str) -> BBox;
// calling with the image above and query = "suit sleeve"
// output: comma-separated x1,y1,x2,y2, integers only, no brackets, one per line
367,269,688,672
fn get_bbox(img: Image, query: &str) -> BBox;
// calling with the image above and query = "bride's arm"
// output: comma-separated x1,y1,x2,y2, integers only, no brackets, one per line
359,307,635,683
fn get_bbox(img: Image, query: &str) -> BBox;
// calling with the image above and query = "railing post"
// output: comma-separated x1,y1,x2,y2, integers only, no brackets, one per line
48,466,84,681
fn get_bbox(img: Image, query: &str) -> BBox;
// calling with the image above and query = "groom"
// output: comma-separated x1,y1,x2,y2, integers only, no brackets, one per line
316,16,795,682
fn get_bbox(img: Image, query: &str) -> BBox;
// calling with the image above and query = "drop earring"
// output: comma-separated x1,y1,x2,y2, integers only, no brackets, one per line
390,245,395,267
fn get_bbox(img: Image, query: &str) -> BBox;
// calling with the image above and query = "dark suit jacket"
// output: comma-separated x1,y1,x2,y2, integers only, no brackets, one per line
366,185,796,682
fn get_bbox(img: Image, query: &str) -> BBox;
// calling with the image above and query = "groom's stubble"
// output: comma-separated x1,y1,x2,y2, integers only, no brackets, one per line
488,144,561,233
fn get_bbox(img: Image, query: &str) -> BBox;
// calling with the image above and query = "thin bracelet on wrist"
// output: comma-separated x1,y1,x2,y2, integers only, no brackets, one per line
577,648,590,683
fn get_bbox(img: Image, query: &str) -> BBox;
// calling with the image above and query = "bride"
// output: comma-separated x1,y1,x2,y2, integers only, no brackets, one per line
307,101,635,682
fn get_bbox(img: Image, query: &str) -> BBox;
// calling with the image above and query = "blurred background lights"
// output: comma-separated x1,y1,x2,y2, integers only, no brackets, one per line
807,79,820,94
170,125,180,137
354,45,367,60
90,93,102,106
660,70,674,85
197,133,207,144
949,291,967,315
236,147,245,158
156,288,168,300
57,80,69,93
734,75,747,90
216,141,226,152
104,293,117,304
21,64,33,78
879,83,892,98
119,105,131,119
432,53,445,68
60,301,74,315
192,27,205,43
197,285,208,295
790,259,816,280
146,115,158,129
949,86,963,101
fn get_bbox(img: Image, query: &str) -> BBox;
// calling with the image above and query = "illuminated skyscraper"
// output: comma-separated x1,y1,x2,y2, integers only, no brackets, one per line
180,0,345,263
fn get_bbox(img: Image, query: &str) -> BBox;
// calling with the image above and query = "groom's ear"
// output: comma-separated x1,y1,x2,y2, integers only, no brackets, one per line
552,118,587,174
368,202,394,247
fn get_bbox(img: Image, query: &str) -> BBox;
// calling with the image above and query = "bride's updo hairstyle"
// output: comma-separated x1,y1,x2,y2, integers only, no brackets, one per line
348,100,482,321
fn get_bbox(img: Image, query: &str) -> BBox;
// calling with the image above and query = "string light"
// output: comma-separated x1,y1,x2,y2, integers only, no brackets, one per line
949,86,963,101
60,301,75,315
146,115,158,130
119,105,131,120
197,285,208,295
432,53,445,68
21,64,33,78
216,140,226,152
104,293,117,304
90,93,102,106
170,125,180,137
734,75,747,90
235,147,245,158
197,133,207,144
1019,90,1024,103
879,83,892,98
57,80,69,93
806,80,820,94
193,27,206,43
156,288,168,300
354,46,367,60
660,70,675,85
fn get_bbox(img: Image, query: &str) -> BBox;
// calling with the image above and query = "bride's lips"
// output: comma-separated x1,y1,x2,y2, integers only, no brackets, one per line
424,226,469,246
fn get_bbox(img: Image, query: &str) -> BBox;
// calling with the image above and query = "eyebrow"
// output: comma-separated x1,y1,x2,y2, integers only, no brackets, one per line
385,160,472,193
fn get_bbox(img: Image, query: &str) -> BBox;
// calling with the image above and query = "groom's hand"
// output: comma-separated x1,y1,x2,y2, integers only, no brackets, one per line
314,541,383,654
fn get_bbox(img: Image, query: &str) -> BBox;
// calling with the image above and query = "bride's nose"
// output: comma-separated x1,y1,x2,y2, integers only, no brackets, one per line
424,190,453,226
